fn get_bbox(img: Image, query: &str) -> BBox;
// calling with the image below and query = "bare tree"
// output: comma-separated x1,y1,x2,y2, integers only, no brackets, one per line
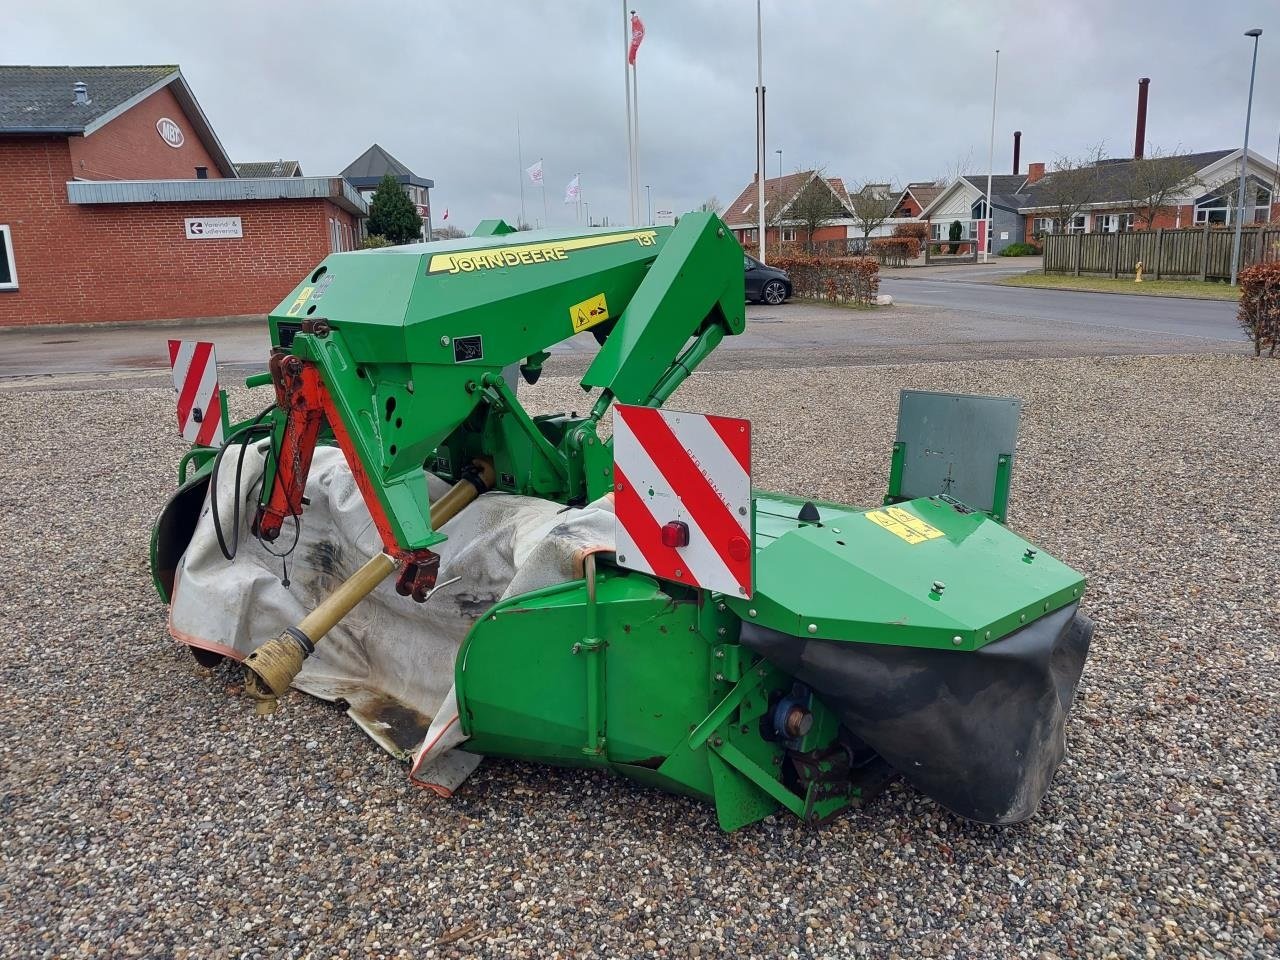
1119,147,1202,229
1031,145,1108,234
934,148,976,187
783,170,849,251
849,180,901,241
698,196,721,214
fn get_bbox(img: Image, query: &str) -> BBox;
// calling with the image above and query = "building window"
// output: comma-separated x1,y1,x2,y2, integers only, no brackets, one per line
0,225,17,290
1032,217,1059,236
195,166,208,180
1067,214,1088,234
1095,214,1118,233
781,227,797,242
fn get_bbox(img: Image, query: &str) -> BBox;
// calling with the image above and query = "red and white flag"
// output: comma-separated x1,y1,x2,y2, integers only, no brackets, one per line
442,208,449,221
613,404,753,598
564,175,581,204
526,159,543,185
167,339,224,447
628,11,646,65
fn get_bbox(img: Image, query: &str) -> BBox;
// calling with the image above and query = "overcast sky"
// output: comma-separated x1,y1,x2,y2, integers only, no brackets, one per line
8,1,1280,229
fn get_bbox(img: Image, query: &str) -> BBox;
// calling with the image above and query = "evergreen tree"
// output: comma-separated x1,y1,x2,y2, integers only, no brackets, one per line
365,174,423,244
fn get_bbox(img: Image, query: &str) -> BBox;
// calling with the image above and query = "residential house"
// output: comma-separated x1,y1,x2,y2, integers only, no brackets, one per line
342,143,435,241
895,182,943,219
918,174,1029,253
721,170,856,250
1018,148,1279,238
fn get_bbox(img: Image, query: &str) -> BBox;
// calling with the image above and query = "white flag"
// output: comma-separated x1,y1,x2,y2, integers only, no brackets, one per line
564,175,580,204
526,160,543,185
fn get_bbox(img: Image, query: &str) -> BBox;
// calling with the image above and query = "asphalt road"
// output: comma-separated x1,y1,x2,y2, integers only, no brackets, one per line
881,277,1240,342
0,282,1246,390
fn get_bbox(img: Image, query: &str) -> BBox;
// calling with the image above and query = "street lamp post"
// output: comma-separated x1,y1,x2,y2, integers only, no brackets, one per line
645,184,652,225
1231,28,1263,287
584,201,591,226
755,0,766,263
776,149,782,179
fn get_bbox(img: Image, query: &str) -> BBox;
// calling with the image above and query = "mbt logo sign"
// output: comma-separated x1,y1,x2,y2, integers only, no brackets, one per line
156,117,185,148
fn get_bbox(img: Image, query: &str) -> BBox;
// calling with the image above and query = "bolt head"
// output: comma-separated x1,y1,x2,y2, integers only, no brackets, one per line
440,335,450,347
952,635,963,646
748,608,758,617
807,623,818,634
932,580,946,593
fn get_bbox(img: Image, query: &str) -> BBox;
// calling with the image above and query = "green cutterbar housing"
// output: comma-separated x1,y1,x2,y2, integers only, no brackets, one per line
154,213,1092,830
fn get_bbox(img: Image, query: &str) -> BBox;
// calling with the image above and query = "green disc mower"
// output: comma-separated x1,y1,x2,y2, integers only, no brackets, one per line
152,213,1092,830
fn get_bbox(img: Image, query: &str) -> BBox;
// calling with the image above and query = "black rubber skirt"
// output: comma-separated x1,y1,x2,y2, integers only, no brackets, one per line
741,603,1093,824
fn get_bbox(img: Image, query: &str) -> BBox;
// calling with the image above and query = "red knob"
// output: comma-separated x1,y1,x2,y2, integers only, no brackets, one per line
661,521,690,548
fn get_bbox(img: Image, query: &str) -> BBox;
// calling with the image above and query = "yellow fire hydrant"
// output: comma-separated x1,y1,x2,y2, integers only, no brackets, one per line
1134,260,1144,283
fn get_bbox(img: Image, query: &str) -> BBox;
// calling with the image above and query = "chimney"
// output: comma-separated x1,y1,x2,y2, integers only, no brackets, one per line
1013,131,1022,175
1134,77,1150,159
73,81,90,105
1027,162,1046,185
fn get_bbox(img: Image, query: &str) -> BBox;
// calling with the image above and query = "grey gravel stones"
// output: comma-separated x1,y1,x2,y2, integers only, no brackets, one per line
0,353,1276,958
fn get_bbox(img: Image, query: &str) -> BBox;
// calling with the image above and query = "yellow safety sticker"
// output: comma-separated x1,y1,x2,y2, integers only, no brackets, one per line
570,293,610,333
865,506,944,545
427,229,658,275
285,286,313,316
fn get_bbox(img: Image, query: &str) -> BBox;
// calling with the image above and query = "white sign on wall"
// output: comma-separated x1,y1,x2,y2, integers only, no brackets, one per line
156,117,185,148
185,217,243,239
1000,231,1010,241
655,209,675,227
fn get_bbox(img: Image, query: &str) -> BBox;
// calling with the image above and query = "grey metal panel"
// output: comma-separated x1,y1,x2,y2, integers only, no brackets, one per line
67,177,368,215
895,390,1021,514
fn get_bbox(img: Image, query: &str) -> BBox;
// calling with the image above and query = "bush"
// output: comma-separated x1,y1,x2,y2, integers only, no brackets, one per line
893,221,929,241
1237,262,1280,357
869,236,920,266
770,253,880,306
998,242,1038,257
360,233,392,249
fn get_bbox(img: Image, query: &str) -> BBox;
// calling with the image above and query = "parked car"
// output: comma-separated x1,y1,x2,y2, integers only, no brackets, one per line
744,255,792,305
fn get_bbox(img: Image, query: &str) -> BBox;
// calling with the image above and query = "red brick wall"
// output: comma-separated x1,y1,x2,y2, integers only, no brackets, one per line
0,138,356,326
67,85,224,181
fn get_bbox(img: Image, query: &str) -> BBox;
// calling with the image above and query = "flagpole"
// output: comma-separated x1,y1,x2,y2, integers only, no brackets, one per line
622,1,635,224
517,115,526,228
756,0,766,263
983,49,999,263
632,48,640,228
577,173,582,225
542,166,548,228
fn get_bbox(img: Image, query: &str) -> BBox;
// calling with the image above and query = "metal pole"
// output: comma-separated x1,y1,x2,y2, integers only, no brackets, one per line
776,148,782,179
622,0,635,225
646,184,652,225
1232,29,1263,287
984,49,1000,263
632,55,640,227
756,0,766,263
585,200,590,226
517,115,526,228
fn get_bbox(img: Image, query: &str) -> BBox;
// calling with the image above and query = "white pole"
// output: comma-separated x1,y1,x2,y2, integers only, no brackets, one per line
1231,29,1263,287
756,0,766,263
623,1,635,225
983,48,1000,263
517,115,526,228
632,58,641,228
542,178,549,229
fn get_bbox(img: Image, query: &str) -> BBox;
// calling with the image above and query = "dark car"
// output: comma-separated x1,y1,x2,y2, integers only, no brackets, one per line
744,255,792,305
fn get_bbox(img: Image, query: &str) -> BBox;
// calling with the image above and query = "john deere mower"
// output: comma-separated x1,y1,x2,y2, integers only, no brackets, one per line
152,214,1092,830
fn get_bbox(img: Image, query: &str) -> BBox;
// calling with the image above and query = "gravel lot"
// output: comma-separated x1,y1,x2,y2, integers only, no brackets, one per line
1,353,1277,958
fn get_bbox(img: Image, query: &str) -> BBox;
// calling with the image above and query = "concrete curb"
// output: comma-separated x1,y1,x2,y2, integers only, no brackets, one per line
993,278,1238,303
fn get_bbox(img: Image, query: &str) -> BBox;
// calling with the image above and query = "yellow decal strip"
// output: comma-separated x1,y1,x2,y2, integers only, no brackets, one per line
865,506,944,545
570,292,610,333
427,229,658,275
285,286,313,316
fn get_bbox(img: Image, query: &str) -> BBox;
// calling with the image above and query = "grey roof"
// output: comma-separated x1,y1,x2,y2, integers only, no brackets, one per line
67,176,368,216
234,160,303,178
0,64,237,177
341,143,433,189
0,64,176,132
1019,149,1234,207
962,173,1031,211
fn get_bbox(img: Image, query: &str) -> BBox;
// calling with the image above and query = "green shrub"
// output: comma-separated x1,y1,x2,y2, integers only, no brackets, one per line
998,242,1038,257
769,252,880,306
360,233,392,249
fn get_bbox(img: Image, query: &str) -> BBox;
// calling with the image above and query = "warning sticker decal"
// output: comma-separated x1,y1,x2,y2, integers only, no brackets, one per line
865,506,944,545
285,286,313,316
570,293,610,333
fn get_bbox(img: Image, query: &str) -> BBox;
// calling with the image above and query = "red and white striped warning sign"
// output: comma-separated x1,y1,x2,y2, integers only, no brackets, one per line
613,404,753,598
167,339,224,447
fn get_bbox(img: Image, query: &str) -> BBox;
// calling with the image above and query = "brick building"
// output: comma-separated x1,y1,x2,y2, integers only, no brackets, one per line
0,65,365,326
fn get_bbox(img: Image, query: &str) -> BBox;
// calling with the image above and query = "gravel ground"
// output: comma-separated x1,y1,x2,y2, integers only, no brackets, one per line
1,353,1277,959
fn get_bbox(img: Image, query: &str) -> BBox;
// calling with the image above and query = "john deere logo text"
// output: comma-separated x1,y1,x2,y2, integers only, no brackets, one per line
428,230,657,275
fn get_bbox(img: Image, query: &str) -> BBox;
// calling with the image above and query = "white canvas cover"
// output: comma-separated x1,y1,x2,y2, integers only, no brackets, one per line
169,443,615,795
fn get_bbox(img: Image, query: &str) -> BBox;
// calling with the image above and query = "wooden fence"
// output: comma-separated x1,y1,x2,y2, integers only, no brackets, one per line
1043,227,1280,281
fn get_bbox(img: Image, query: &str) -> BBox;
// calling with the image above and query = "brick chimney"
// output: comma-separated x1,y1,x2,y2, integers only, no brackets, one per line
1027,162,1046,184
1134,78,1150,159
1013,131,1022,175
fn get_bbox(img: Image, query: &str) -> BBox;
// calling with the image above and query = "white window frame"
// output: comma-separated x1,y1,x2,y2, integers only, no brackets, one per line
0,225,17,290
780,227,797,243
1032,217,1058,235
1095,214,1118,234
1067,214,1089,234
